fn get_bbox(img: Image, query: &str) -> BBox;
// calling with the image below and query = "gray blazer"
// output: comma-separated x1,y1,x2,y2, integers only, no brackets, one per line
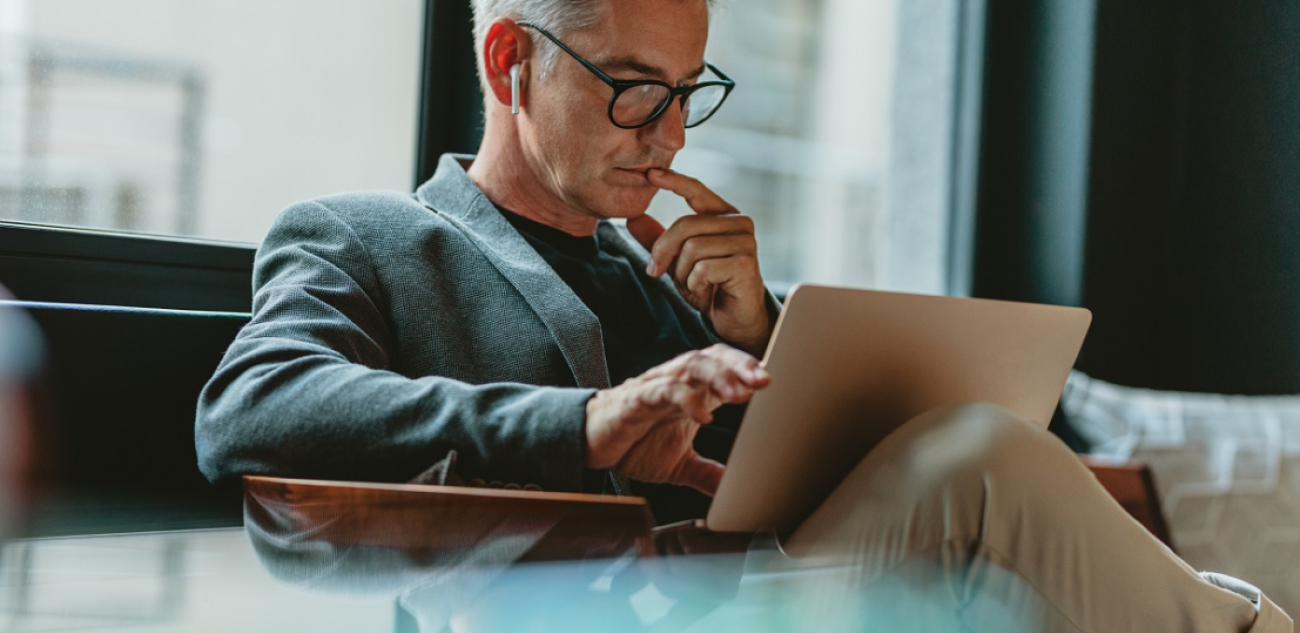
196,154,732,493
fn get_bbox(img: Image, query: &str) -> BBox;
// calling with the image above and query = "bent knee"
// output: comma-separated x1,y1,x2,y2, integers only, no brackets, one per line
899,402,1044,458
788,403,1081,557
947,402,1050,445
887,402,1076,492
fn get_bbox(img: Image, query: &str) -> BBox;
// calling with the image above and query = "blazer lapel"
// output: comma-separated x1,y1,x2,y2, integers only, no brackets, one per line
416,155,611,390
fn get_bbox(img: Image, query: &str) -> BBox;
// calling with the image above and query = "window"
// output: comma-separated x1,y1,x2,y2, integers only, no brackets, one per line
645,0,974,295
0,0,424,243
0,0,979,310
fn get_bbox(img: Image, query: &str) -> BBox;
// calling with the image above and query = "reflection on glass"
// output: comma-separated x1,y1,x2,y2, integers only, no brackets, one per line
243,478,1039,633
0,476,1043,631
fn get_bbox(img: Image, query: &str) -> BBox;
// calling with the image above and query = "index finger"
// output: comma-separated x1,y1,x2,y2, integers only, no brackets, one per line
648,169,736,216
684,344,771,392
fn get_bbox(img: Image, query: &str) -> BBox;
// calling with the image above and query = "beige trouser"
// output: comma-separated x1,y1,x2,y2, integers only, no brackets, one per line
776,403,1293,632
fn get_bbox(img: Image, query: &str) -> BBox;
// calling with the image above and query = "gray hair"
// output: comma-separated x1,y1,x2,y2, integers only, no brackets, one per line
471,0,716,82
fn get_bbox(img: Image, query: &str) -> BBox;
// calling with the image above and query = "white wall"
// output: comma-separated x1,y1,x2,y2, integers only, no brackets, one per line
6,0,423,242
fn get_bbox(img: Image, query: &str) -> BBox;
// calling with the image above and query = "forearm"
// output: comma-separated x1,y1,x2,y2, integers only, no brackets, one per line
197,339,595,491
201,199,601,492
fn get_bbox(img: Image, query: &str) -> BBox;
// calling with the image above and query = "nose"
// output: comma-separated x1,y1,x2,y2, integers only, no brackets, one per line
638,97,687,152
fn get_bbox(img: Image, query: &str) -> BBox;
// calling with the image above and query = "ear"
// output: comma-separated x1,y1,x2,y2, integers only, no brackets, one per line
482,19,531,112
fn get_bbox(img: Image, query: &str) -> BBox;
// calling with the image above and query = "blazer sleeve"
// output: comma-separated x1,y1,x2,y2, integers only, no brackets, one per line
195,201,594,491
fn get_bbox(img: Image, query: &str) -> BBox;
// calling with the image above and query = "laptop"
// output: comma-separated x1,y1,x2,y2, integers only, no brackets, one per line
701,284,1092,534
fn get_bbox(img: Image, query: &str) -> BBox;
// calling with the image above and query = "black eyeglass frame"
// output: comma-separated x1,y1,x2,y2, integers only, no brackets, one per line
518,21,736,130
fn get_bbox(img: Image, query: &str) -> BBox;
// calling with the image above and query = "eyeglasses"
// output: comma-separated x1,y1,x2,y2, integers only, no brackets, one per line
518,22,735,129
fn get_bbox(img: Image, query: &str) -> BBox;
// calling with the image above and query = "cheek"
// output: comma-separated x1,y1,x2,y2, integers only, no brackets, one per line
523,101,584,183
555,124,624,190
525,87,655,213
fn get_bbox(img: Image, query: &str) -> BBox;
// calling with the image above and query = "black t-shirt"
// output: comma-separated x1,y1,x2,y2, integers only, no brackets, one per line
499,208,743,524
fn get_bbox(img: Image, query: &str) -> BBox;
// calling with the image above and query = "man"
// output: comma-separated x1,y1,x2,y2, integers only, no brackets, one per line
196,0,1290,630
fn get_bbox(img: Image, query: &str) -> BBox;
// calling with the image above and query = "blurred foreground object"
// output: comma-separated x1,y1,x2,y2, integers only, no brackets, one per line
243,476,1039,633
7,301,246,535
0,293,43,543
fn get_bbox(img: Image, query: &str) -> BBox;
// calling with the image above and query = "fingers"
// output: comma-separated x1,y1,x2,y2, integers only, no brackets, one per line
626,213,666,252
584,345,770,473
669,344,769,398
685,256,756,304
675,453,725,497
635,378,718,424
644,168,744,277
647,168,736,216
647,214,755,278
640,170,771,353
671,233,754,286
630,345,768,421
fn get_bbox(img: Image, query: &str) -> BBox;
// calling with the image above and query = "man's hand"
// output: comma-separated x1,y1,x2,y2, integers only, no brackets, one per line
626,169,772,357
585,344,770,496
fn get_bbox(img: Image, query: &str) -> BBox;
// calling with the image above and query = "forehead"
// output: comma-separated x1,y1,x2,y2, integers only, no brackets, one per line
572,0,710,79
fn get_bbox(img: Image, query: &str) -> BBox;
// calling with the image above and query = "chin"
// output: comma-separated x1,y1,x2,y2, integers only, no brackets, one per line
599,187,657,219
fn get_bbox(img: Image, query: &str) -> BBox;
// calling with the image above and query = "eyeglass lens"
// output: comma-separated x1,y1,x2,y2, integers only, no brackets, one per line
612,83,728,128
682,84,727,126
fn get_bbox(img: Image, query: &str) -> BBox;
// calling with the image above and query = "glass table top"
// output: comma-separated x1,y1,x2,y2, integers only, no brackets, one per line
0,478,1034,632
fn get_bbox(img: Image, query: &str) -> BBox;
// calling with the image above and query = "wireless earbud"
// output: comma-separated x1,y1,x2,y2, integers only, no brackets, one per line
510,64,521,115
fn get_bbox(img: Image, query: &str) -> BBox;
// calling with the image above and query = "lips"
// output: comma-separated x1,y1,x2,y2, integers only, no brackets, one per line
618,164,671,179
614,167,653,184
